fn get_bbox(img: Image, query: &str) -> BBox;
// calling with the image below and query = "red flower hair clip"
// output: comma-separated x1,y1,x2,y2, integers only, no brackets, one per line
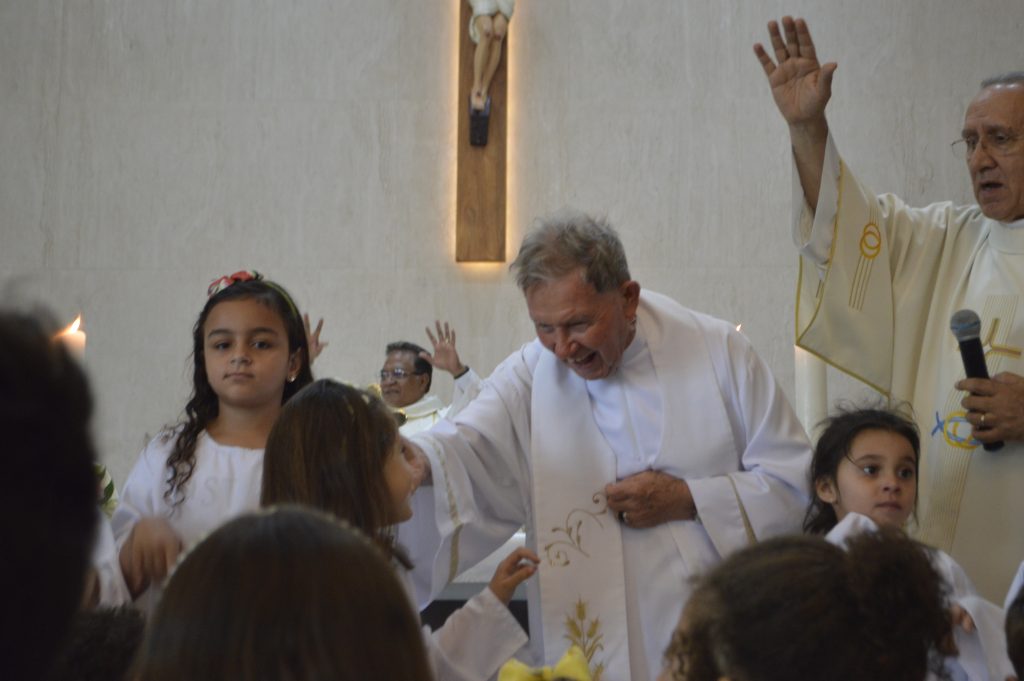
207,270,263,297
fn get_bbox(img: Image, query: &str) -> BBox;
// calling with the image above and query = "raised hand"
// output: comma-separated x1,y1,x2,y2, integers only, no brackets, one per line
303,313,328,364
753,16,836,129
422,320,468,377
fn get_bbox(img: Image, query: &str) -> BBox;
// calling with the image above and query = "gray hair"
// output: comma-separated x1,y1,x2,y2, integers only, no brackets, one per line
981,72,1024,89
510,209,631,293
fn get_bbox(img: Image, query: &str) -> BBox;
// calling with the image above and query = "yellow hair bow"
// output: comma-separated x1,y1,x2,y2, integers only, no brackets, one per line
498,646,592,681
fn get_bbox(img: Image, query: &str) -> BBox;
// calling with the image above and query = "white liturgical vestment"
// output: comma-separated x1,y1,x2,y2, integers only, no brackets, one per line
794,135,1024,601
413,290,811,681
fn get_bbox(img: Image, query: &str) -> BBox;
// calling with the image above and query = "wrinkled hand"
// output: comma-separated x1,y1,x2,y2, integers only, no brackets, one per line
957,371,1024,444
488,547,539,605
604,470,695,529
422,320,467,377
303,313,328,364
119,517,183,598
753,16,836,129
402,436,432,488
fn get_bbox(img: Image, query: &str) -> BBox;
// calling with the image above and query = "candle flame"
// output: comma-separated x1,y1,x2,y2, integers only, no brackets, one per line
736,323,743,333
61,315,82,336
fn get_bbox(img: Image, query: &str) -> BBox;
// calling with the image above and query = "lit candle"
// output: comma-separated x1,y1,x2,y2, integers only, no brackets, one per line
58,315,86,362
794,345,827,436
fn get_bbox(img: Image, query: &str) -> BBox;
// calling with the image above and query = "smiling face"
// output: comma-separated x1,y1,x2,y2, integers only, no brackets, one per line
202,299,299,411
816,429,918,529
963,83,1024,222
524,269,641,381
379,351,429,409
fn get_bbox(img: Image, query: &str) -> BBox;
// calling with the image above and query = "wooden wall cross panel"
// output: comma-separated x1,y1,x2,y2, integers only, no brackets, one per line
455,0,507,262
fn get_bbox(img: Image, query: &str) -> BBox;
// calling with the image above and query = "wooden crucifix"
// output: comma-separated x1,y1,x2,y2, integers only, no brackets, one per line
456,0,513,262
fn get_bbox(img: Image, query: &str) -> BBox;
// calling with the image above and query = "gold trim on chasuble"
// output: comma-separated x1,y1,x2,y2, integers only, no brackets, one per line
849,220,881,310
922,295,1021,551
794,160,892,397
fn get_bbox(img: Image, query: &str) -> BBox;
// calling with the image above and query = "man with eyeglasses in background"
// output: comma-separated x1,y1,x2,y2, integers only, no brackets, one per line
378,322,481,429
756,16,1024,601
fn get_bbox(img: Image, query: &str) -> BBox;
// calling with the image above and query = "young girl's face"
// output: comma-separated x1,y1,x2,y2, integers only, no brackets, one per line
383,436,415,523
203,299,299,411
816,429,917,528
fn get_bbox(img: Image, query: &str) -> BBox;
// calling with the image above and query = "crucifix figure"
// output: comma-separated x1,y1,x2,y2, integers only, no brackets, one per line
468,0,514,146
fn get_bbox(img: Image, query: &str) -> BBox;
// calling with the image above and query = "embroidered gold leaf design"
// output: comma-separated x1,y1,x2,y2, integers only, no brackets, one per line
543,492,608,567
563,598,605,681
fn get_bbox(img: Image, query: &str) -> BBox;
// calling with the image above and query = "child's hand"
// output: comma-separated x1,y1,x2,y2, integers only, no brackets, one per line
950,603,975,633
119,517,183,598
303,313,328,364
488,547,540,605
402,437,432,488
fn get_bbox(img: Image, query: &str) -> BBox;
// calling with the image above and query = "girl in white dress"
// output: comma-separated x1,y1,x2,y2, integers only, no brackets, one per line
261,378,537,681
112,271,313,606
805,406,1014,681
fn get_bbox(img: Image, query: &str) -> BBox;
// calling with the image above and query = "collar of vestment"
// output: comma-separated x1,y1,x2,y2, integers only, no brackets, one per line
400,393,446,420
988,214,1024,254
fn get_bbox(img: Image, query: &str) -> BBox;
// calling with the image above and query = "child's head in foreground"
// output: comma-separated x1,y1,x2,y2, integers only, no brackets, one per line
133,506,431,681
661,530,952,681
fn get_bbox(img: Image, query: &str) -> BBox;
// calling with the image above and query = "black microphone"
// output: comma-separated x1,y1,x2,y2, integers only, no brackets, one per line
950,309,1003,451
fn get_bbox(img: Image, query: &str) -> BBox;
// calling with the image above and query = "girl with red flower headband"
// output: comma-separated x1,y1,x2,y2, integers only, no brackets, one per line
111,271,314,609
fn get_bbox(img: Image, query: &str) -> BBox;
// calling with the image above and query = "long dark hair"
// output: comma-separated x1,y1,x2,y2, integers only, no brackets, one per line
134,507,432,681
164,277,313,506
261,379,411,568
803,405,920,534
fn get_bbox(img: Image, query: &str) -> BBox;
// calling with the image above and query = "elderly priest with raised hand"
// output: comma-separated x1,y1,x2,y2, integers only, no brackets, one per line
755,15,1024,601
409,210,812,681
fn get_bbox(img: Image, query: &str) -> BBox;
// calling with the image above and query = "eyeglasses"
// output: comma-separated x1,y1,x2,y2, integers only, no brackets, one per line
379,368,421,381
951,130,1021,159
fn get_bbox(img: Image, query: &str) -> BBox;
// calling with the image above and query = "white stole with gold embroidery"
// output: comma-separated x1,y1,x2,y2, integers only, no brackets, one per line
528,293,744,681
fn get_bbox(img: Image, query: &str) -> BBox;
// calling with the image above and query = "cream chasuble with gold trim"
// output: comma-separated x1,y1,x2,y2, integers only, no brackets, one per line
794,135,1024,601
414,291,811,680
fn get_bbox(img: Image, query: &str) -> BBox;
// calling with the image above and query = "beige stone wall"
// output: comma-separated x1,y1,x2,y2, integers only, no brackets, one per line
1,0,1019,483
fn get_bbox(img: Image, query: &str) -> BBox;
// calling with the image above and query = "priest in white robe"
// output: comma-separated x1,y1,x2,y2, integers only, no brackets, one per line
410,210,812,681
755,16,1024,600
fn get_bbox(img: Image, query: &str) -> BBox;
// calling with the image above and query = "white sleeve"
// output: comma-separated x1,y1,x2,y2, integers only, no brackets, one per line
687,328,813,556
446,368,483,420
110,434,174,551
90,511,132,607
426,587,528,681
412,346,537,597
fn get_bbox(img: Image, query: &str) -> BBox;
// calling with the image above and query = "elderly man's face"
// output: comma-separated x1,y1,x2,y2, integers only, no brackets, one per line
380,351,429,409
963,83,1024,222
525,270,640,381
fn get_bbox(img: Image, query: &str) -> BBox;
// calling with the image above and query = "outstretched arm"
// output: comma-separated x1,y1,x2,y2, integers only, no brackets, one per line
754,16,836,209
